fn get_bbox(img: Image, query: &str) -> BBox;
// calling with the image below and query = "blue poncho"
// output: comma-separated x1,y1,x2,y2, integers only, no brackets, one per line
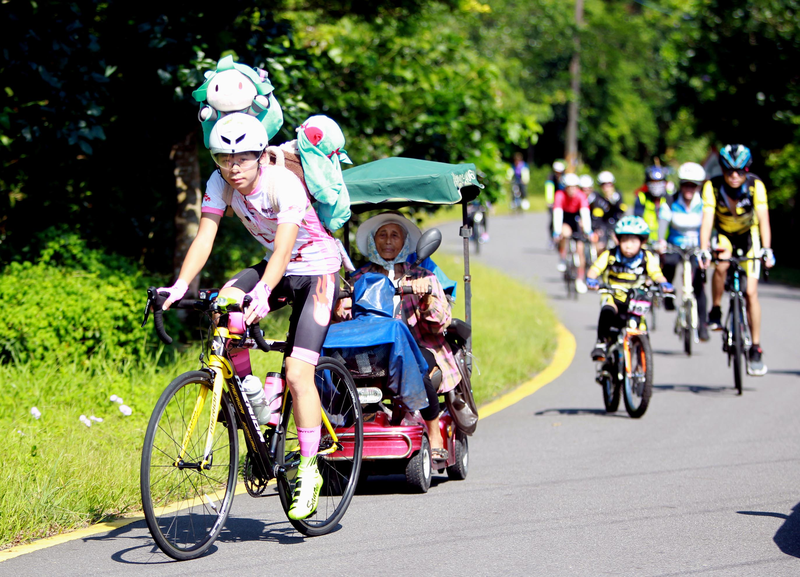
323,274,429,411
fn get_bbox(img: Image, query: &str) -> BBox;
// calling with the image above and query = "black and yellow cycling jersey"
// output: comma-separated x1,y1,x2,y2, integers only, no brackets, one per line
702,174,768,236
590,248,664,303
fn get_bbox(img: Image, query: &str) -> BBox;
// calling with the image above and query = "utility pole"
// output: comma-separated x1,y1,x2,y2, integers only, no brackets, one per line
565,0,584,171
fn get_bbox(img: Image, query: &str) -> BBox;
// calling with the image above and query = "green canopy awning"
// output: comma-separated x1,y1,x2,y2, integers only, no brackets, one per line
343,157,482,211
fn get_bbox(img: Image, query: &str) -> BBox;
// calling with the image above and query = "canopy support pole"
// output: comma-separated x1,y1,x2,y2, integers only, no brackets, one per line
460,202,473,362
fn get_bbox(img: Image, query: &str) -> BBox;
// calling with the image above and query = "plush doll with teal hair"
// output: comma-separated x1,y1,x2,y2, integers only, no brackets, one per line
192,55,284,147
297,115,353,231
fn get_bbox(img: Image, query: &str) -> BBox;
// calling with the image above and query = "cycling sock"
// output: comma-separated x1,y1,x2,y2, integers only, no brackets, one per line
297,425,321,458
230,348,252,376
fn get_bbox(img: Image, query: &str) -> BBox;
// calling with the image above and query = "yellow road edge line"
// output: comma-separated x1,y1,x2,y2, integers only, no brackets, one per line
1,322,576,562
0,481,264,563
479,322,576,420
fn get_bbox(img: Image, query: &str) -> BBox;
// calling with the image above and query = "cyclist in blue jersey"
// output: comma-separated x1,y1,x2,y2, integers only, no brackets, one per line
657,162,709,341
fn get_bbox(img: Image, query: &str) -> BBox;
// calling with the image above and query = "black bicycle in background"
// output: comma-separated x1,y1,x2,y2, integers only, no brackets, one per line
711,250,765,395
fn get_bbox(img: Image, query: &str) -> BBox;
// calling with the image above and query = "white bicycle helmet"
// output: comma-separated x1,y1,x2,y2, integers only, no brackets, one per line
552,160,566,173
597,170,615,185
208,112,268,156
678,162,706,184
561,172,580,187
579,175,594,188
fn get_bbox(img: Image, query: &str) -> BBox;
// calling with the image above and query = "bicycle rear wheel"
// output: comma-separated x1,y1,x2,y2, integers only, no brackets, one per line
731,299,744,395
624,334,653,418
276,357,363,536
683,300,693,356
141,370,238,560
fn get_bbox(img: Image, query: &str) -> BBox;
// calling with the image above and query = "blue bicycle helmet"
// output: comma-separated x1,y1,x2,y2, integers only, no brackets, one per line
719,144,752,171
645,165,666,182
614,215,650,238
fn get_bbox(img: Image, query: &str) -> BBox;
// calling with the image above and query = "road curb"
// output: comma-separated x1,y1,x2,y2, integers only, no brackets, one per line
478,322,576,420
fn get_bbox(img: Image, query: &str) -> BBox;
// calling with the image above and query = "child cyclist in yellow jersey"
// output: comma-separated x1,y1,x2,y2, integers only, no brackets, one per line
699,144,775,376
586,216,673,361
157,113,342,520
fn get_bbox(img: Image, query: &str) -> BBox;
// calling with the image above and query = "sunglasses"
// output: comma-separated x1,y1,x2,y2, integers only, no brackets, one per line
723,168,747,176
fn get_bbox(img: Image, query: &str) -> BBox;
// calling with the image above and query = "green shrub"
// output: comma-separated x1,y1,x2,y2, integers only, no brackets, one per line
0,228,169,366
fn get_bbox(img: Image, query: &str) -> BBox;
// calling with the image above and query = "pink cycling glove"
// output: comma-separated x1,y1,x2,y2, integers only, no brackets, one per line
157,279,188,310
245,280,272,323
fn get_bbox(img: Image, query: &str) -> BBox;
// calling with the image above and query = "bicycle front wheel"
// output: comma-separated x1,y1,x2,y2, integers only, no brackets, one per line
624,334,653,418
141,370,239,560
731,299,744,395
276,357,363,536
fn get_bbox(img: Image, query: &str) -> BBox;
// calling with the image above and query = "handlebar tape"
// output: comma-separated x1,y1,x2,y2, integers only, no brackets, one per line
146,287,173,345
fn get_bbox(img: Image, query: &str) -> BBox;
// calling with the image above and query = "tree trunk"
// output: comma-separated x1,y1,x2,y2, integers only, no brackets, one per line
171,131,202,297
565,0,584,171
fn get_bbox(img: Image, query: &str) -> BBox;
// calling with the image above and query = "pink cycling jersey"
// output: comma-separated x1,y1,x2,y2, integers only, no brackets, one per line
202,165,341,276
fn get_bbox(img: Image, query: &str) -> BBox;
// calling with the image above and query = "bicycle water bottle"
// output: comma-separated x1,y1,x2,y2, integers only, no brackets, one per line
262,372,285,427
240,374,270,426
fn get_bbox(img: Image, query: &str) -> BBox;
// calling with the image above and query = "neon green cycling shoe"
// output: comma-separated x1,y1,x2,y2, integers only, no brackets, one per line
287,462,323,520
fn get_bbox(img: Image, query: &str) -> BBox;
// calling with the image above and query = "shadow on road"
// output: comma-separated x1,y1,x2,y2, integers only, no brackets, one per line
355,473,448,495
652,349,693,357
534,408,628,419
769,369,800,377
738,501,800,558
653,383,743,396
84,510,319,564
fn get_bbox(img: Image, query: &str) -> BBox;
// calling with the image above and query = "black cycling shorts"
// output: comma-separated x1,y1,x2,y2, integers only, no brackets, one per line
225,261,339,365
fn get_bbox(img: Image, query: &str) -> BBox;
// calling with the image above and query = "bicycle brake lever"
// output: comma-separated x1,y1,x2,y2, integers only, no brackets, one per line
142,287,157,328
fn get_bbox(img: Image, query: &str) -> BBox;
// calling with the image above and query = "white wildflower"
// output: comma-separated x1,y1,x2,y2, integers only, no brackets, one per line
89,415,104,423
79,415,92,427
119,404,133,416
30,407,41,420
110,395,123,404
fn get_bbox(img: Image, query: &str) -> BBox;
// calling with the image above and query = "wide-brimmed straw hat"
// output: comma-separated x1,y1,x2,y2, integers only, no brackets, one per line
355,212,422,257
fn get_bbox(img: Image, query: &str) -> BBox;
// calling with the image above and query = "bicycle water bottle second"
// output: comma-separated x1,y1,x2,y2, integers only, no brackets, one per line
262,372,285,427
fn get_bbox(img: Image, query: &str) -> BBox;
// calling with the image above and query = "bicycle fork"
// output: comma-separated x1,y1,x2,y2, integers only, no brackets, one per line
174,363,227,471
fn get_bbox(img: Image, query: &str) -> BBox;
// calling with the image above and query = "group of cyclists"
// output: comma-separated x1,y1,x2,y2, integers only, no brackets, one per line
545,144,775,377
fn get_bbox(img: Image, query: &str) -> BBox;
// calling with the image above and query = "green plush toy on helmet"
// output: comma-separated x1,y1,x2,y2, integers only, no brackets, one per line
193,55,284,148
614,215,650,238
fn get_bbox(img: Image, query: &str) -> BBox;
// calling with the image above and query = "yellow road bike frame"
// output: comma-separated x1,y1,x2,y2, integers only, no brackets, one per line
173,325,341,470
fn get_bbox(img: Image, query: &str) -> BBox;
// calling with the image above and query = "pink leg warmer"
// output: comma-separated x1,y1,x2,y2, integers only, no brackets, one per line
297,425,321,458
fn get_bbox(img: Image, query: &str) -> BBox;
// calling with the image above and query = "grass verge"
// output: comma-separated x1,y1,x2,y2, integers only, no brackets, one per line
0,258,557,549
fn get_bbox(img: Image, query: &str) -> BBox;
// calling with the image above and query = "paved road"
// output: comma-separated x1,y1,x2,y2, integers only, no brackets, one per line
4,211,800,576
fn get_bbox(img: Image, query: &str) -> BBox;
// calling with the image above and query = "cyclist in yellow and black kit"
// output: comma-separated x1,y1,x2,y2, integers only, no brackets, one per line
633,165,669,243
586,216,672,361
699,144,775,376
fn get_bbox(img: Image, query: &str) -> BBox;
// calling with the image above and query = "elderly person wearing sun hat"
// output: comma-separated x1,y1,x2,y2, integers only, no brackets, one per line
347,212,461,461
